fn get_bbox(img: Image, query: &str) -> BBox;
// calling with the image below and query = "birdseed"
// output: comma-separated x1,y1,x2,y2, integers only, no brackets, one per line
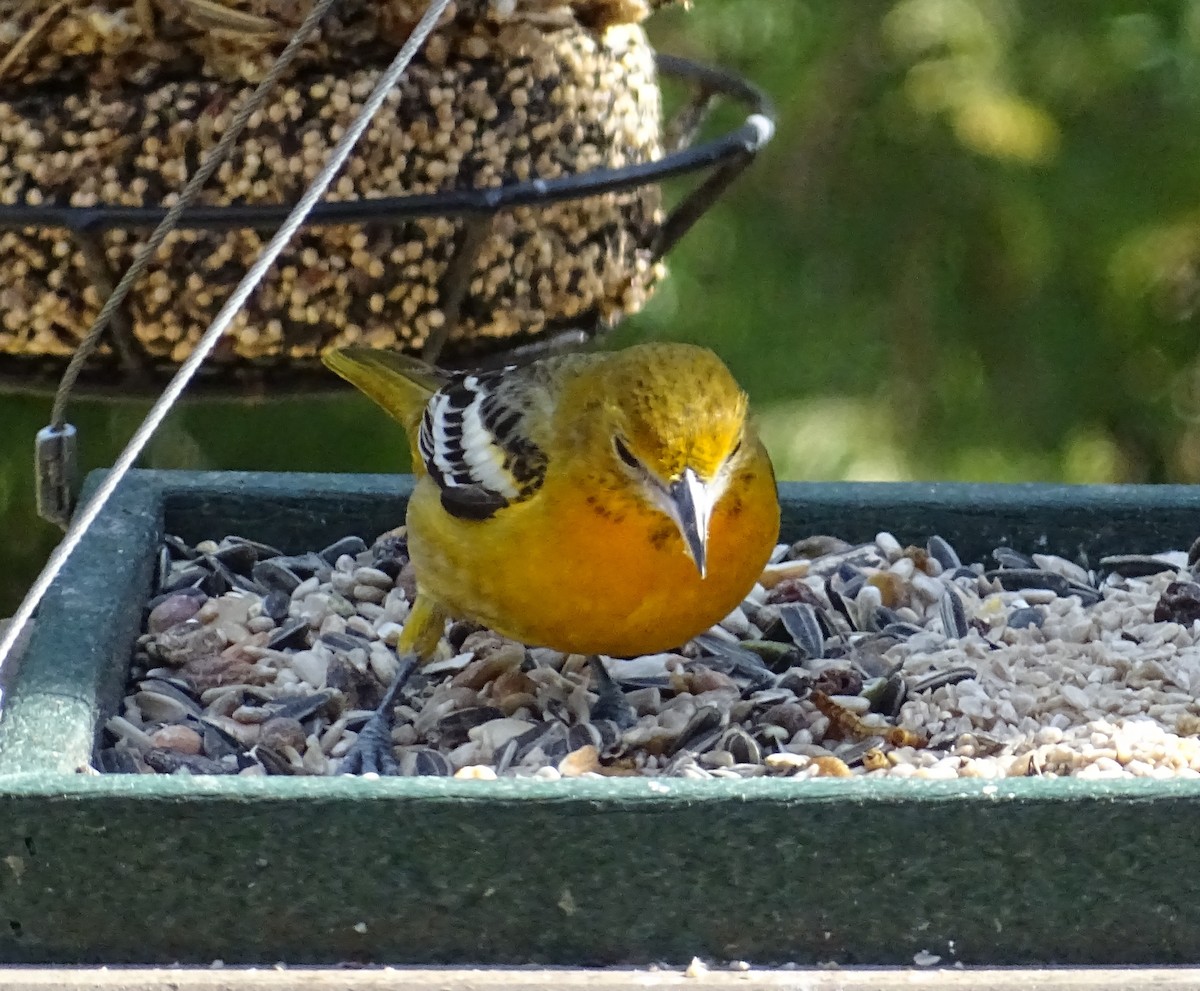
0,19,664,377
102,526,1200,780
0,0,675,87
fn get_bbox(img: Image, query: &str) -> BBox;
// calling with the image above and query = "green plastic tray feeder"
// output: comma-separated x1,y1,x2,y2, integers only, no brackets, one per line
3,470,1200,966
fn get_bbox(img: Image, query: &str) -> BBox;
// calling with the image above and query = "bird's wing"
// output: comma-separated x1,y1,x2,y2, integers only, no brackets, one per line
324,347,558,520
418,365,552,521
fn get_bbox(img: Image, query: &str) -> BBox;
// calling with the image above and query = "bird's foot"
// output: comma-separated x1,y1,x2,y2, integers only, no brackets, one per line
338,653,418,776
338,710,399,775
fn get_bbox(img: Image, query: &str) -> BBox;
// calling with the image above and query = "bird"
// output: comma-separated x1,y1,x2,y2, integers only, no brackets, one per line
323,341,780,771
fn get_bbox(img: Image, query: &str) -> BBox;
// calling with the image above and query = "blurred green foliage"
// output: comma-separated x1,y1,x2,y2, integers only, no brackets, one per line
3,0,1200,612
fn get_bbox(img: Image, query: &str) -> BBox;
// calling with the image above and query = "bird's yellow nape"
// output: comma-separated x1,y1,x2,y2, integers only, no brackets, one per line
322,347,444,432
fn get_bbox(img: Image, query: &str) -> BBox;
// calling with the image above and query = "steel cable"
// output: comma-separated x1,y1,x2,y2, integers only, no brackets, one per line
47,0,346,433
0,0,455,696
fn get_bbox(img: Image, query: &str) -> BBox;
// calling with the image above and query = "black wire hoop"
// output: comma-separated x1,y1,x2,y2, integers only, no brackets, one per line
0,53,776,400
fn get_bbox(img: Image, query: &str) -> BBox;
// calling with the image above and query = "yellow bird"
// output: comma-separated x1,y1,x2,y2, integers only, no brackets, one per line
323,342,780,660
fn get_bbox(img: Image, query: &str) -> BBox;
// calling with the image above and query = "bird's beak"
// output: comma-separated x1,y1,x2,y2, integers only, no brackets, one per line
668,468,713,579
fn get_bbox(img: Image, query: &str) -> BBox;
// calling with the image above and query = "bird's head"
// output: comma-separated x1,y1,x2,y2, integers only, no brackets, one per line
571,343,756,580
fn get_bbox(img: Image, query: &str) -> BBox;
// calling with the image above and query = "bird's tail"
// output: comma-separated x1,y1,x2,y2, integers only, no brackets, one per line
322,347,446,439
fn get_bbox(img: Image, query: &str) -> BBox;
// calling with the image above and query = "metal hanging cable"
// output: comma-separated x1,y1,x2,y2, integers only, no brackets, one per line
34,0,346,528
46,0,342,435
0,0,455,695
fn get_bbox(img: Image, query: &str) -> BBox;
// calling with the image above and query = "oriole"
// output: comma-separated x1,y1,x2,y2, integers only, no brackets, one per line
324,342,780,660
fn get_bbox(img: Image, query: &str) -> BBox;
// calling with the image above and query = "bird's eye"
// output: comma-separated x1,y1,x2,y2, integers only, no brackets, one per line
613,436,640,470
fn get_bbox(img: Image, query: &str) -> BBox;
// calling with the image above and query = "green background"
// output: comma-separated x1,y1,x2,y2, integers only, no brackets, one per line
3,0,1200,613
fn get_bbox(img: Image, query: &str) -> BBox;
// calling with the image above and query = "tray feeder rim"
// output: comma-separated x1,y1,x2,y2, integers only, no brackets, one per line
3,469,1200,794
0,765,1195,803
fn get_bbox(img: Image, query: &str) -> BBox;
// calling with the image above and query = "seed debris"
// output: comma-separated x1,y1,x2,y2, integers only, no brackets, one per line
102,526,1200,780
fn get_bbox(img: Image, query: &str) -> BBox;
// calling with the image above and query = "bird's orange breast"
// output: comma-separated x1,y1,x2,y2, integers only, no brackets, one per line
405,461,780,657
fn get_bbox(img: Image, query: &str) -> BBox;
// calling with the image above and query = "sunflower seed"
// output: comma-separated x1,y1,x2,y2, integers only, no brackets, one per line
823,577,856,630
436,706,505,745
854,583,884,632
591,719,622,751
262,590,290,622
252,560,303,595
267,691,336,723
267,618,310,651
160,566,209,595
719,726,761,764
984,569,1102,606
669,705,727,756
95,747,141,774
143,749,230,775
927,535,961,570
135,688,201,724
777,597,825,662
909,667,977,694
253,745,297,775
1099,555,1181,579
1006,607,1044,630
939,588,969,640
320,536,369,564
992,547,1034,570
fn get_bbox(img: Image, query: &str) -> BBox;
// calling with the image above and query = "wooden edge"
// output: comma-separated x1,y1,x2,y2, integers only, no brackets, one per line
0,966,1198,990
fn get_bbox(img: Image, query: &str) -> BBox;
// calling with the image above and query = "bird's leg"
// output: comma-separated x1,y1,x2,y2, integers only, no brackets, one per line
338,593,448,775
338,652,417,775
